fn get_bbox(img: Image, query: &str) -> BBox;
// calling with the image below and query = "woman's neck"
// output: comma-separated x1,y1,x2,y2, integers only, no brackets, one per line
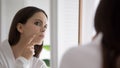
11,38,27,59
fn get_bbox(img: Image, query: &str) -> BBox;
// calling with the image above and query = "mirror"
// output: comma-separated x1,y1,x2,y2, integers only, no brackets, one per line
0,0,79,68
0,0,51,67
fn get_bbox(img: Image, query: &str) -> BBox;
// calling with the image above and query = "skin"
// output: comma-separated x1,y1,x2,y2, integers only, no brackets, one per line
11,12,47,60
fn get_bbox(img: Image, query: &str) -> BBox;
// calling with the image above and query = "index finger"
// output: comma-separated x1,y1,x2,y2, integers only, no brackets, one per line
28,32,40,47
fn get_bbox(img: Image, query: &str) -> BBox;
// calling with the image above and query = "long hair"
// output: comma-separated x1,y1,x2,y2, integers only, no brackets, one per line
8,6,48,58
94,0,120,68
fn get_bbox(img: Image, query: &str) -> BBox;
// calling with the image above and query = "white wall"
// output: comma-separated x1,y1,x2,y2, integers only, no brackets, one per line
0,0,1,44
58,0,79,67
1,0,24,42
50,0,79,68
81,0,100,45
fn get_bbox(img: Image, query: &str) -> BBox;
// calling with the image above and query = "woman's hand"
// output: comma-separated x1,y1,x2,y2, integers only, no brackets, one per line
21,32,42,60
21,46,35,60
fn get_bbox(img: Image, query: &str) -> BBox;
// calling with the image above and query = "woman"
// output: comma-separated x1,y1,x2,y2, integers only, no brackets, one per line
60,0,120,68
0,6,48,68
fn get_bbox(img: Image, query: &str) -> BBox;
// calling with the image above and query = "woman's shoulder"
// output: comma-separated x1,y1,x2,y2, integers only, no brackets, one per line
60,33,103,68
62,36,103,62
60,43,102,68
0,40,8,55
63,42,101,58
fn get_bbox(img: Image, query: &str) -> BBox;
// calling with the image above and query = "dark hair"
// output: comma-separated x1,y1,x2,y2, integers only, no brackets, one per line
94,0,120,68
8,6,48,58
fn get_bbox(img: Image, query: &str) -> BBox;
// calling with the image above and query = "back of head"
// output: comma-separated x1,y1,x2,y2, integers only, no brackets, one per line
94,0,120,68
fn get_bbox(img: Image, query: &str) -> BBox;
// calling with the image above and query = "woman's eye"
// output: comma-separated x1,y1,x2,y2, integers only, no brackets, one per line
34,22,42,26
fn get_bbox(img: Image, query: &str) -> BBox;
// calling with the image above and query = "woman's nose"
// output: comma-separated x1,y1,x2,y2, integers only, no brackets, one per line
40,26,46,32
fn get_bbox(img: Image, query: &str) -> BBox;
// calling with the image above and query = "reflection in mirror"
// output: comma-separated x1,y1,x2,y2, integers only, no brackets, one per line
0,0,50,68
0,0,79,68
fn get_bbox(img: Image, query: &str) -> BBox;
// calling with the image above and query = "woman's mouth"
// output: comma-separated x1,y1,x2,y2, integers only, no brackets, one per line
39,35,44,38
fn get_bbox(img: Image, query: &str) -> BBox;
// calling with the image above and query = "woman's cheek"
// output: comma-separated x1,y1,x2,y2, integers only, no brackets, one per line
33,27,40,32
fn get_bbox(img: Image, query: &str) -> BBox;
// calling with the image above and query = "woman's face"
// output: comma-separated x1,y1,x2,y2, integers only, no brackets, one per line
19,12,47,45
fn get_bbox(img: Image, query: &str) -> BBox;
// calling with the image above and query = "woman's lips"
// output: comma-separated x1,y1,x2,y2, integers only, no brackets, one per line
39,35,44,38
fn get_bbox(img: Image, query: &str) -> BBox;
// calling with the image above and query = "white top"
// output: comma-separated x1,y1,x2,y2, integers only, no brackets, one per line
0,40,47,68
60,33,103,68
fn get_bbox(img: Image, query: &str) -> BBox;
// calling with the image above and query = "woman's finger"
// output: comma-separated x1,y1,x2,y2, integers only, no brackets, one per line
28,32,40,46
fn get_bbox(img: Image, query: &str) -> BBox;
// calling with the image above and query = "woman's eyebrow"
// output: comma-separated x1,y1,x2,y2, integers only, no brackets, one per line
34,19,43,23
34,19,47,25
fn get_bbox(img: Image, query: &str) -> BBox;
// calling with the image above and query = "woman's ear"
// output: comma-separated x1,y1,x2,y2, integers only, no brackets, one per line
17,23,23,33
